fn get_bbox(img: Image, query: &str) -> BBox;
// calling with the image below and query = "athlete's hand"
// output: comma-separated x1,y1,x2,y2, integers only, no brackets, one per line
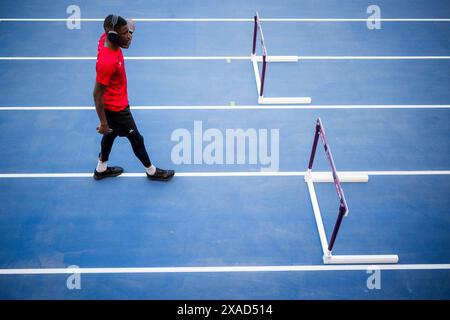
97,123,112,134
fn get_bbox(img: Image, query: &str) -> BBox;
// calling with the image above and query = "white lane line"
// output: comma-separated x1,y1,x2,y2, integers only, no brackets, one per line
1,105,450,111
1,18,450,22
0,106,95,110
1,263,450,275
0,57,96,60
365,171,450,176
1,56,450,60
300,56,450,60
0,56,246,60
0,171,449,179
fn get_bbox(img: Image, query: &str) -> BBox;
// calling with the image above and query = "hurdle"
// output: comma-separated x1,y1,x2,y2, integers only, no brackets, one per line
305,118,399,264
251,11,312,105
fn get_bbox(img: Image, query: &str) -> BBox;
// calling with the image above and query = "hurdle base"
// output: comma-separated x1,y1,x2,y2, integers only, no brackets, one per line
251,54,312,105
323,254,399,265
259,96,312,105
255,55,298,62
305,171,369,183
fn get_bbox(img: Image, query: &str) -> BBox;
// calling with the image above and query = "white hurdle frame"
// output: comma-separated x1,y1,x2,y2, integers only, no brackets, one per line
251,12,312,105
305,119,399,264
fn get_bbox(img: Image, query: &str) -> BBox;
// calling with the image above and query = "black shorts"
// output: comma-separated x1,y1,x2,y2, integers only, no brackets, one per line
105,106,138,137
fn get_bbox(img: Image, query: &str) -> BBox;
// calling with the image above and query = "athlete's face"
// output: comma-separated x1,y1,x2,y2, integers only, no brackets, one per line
117,24,131,48
122,20,135,49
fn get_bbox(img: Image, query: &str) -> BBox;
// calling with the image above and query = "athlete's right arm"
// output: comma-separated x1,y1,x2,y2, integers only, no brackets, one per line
93,81,110,134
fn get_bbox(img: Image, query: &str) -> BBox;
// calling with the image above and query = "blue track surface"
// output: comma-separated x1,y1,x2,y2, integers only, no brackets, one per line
0,0,449,299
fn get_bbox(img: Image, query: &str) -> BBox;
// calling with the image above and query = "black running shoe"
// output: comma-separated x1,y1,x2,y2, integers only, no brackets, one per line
93,166,124,180
146,168,175,181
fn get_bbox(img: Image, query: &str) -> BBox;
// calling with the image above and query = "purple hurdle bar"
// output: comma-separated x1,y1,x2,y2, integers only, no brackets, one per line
252,12,268,97
252,15,258,55
308,118,349,252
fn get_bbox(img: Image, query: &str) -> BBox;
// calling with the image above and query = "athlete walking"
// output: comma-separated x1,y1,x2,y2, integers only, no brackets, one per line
93,14,174,181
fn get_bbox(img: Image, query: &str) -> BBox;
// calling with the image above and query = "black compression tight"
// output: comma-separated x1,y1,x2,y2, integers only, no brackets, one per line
99,130,152,168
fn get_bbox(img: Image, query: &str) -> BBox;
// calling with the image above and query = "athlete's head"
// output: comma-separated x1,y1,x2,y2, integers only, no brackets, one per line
103,14,131,48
